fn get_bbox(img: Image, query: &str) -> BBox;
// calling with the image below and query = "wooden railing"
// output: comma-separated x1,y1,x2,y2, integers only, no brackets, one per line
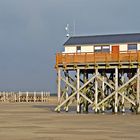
56,51,140,66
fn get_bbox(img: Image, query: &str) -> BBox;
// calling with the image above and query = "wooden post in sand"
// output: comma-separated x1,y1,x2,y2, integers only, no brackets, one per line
19,91,21,102
34,92,36,102
26,92,28,102
41,91,43,102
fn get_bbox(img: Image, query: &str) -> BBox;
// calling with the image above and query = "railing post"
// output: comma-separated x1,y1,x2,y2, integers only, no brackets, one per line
86,53,87,63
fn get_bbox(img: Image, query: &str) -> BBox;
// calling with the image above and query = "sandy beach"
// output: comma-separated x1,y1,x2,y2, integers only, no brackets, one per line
0,97,140,140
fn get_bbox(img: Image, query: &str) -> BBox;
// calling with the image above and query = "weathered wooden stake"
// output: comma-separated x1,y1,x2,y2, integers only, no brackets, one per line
26,92,28,102
34,92,36,102
19,91,21,102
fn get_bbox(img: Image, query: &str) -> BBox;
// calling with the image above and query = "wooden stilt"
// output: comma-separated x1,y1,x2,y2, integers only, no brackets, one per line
102,75,105,112
77,69,80,113
95,68,98,113
65,70,69,112
137,68,140,113
121,72,125,113
57,68,61,112
83,71,88,113
115,67,118,113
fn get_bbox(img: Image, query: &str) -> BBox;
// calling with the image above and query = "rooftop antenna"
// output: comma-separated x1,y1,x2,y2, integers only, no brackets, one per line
73,20,75,36
65,24,70,38
65,21,76,37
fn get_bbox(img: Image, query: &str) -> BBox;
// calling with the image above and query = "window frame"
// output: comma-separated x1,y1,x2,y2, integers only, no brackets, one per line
76,46,81,53
94,45,110,53
128,44,137,51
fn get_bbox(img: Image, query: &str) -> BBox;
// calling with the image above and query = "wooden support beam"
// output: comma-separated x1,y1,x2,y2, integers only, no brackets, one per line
95,68,98,113
83,71,88,113
118,92,136,106
121,72,125,113
65,70,69,112
95,73,138,109
97,76,114,90
57,68,61,111
114,67,118,113
61,76,93,104
102,76,105,112
55,73,98,112
77,69,80,113
137,68,140,113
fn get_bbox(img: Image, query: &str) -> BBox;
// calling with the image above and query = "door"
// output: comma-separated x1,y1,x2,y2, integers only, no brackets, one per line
112,46,119,61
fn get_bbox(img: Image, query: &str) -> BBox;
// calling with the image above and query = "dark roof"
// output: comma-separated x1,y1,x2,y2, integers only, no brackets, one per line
64,33,140,46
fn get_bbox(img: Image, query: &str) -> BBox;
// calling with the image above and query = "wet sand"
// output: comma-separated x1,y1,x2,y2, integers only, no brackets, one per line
0,97,140,140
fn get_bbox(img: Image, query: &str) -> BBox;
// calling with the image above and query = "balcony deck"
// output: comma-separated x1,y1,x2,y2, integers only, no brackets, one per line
56,51,140,68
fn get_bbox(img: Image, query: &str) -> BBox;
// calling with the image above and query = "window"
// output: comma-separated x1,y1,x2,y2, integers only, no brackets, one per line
95,46,101,52
102,46,110,52
128,44,137,51
76,46,81,53
94,46,110,52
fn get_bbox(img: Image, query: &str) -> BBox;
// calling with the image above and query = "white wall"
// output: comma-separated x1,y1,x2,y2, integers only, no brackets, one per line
118,44,127,51
138,43,140,50
64,43,140,53
64,45,93,53
65,46,76,53
81,45,93,52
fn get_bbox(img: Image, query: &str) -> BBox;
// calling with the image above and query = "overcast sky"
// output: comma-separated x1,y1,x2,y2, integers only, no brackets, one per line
0,0,140,92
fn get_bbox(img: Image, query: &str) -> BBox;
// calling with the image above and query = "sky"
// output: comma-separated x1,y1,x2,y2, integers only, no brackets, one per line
0,0,140,92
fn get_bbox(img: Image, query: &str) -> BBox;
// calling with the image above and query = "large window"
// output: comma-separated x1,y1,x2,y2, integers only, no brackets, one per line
76,46,81,53
94,46,110,52
128,44,137,51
